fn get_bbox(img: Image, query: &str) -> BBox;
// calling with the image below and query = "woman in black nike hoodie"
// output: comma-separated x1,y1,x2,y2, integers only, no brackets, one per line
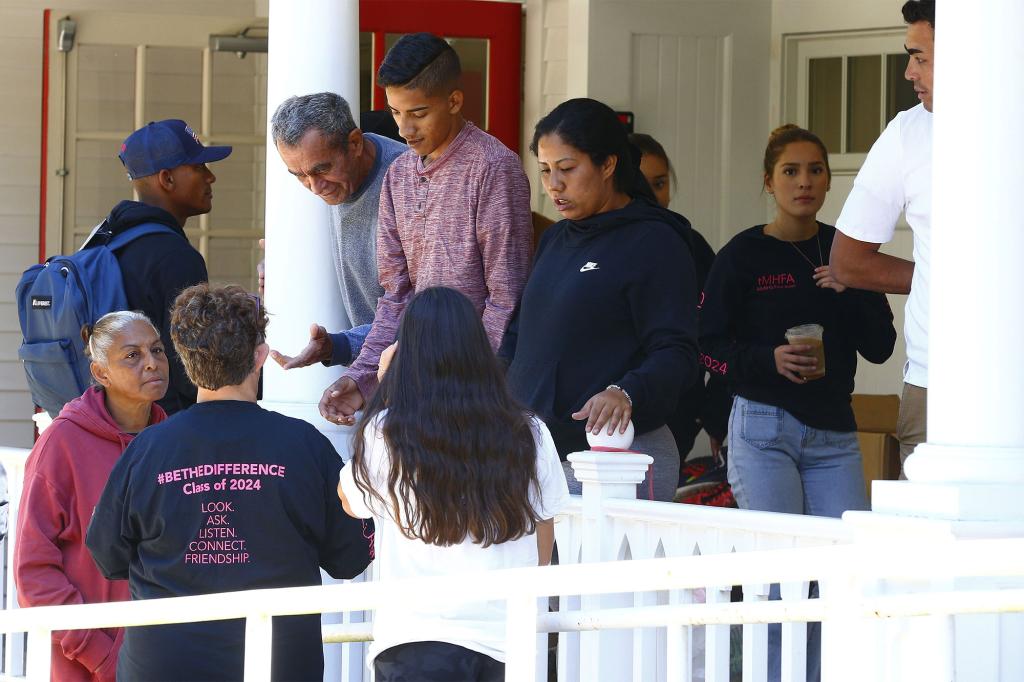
500,98,700,501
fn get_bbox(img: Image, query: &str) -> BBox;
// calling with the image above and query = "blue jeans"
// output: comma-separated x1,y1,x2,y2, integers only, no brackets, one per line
727,396,868,682
727,396,868,517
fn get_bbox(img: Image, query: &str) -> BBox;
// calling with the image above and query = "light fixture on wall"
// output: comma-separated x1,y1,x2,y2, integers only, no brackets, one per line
209,27,268,58
57,17,76,53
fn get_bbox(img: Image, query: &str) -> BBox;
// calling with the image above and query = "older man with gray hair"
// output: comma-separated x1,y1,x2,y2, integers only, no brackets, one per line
268,92,405,369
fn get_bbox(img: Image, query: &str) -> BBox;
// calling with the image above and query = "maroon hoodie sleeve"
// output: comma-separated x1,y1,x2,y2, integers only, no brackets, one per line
14,436,117,674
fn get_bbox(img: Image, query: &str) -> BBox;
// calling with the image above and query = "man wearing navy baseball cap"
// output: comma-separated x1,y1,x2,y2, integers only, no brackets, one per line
101,119,233,414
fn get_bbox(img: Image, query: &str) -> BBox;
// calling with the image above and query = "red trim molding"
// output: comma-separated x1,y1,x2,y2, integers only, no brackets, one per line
360,0,523,153
39,9,51,263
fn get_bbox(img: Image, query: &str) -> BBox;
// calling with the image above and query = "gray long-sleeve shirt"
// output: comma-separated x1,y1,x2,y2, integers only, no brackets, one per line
328,133,407,331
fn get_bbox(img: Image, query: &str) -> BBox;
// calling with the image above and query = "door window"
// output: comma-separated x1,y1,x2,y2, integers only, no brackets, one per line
51,12,266,291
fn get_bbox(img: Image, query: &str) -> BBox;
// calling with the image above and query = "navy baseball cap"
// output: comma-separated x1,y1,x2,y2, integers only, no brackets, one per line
119,119,232,179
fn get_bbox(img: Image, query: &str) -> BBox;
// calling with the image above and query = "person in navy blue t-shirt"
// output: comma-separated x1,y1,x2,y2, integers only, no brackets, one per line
87,284,373,682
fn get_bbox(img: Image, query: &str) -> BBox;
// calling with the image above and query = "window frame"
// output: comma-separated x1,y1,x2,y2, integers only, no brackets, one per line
783,28,909,172
43,10,267,291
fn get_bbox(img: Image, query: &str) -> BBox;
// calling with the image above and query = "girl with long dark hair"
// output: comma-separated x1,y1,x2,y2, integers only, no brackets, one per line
338,286,569,681
500,98,700,502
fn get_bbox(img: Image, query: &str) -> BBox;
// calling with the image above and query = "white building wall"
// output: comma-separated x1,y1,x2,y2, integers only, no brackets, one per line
0,0,261,448
524,0,570,218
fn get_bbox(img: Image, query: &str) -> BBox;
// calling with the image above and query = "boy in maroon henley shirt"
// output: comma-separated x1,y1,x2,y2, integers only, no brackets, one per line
320,33,532,424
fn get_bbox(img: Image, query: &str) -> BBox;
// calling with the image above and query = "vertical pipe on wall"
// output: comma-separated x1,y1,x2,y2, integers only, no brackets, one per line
199,47,213,259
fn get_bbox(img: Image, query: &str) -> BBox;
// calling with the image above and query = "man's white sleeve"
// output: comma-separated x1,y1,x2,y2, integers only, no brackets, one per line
836,112,907,244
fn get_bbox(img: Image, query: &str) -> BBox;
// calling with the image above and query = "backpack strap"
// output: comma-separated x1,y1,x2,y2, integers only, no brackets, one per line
106,222,181,252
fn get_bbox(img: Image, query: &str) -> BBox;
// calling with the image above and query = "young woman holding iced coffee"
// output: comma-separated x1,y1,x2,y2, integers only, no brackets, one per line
699,124,896,519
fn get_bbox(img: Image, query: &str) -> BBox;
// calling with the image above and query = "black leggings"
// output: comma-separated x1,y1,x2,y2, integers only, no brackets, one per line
374,641,505,682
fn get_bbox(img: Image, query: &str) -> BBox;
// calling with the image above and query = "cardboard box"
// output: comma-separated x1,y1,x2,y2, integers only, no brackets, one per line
852,394,902,500
851,393,900,434
857,432,901,499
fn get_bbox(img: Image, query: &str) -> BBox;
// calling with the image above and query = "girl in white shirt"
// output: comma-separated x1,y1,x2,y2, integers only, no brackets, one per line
338,286,569,682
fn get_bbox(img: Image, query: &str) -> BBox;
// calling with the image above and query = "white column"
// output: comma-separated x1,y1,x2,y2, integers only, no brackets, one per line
843,5,1024,680
908,0,1024,489
261,0,360,458
569,451,652,682
871,0,1024,519
262,5,364,682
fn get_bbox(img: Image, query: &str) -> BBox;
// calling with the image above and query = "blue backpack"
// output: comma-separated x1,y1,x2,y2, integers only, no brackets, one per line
16,222,177,417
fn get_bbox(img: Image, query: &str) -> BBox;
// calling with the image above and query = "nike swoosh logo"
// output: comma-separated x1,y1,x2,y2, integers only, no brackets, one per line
580,262,599,272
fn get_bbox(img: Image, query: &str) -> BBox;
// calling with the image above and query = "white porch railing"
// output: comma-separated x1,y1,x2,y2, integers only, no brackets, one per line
3,444,1024,681
3,537,1024,682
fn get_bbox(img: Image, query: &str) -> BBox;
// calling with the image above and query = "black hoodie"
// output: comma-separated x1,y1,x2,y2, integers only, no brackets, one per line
106,200,208,414
501,199,700,457
699,223,896,431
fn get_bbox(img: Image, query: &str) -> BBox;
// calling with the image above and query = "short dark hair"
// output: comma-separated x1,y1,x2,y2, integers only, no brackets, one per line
376,33,461,96
629,132,677,187
902,0,935,28
271,92,357,151
170,284,268,390
531,98,655,202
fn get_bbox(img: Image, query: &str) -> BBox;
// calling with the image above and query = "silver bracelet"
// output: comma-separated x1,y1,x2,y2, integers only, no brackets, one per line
606,384,632,406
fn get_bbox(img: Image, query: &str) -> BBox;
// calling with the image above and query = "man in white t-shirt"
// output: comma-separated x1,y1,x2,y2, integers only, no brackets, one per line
831,0,935,474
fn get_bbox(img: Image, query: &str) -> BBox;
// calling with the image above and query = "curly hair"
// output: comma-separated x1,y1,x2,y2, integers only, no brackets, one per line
350,287,542,547
170,284,268,390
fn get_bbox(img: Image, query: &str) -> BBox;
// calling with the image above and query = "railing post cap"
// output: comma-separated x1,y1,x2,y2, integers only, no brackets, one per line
567,450,653,485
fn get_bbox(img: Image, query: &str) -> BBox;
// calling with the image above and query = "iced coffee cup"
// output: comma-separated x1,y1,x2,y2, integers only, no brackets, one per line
785,323,825,381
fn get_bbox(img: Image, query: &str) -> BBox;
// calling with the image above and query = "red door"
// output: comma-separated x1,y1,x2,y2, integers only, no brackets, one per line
360,0,522,153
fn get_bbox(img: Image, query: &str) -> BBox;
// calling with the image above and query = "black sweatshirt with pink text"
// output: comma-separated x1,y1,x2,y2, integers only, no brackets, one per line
86,400,373,682
698,223,896,432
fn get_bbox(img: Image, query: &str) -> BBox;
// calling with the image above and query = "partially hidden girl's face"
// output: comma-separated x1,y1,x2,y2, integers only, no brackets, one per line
764,140,830,220
92,321,169,404
639,153,671,209
536,133,617,221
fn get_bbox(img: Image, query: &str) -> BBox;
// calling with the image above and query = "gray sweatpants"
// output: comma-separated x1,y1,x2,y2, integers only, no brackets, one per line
561,425,680,501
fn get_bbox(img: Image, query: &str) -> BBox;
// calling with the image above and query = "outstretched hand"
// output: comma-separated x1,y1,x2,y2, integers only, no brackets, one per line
319,376,364,426
572,388,632,436
270,323,333,370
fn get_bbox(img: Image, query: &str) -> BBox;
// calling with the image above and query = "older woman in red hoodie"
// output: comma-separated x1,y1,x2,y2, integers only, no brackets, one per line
14,310,168,681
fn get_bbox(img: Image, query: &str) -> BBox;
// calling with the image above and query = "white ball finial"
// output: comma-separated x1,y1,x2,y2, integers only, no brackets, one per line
586,420,635,451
